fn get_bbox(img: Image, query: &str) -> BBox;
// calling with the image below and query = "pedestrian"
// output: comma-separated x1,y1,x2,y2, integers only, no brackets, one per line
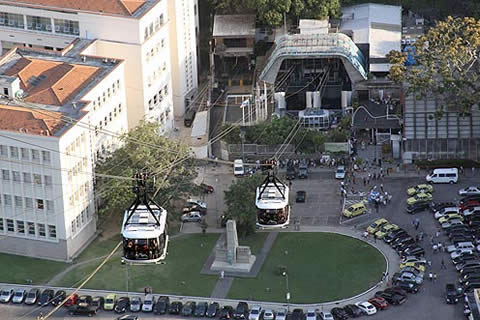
289,181,292,188
435,230,440,238
433,243,438,253
473,167,476,177
367,176,370,185
433,273,437,281
441,259,446,270
352,174,356,184
380,183,384,193
430,236,434,245
429,272,433,281
415,222,419,230
373,233,377,243
363,231,369,239
437,242,443,252
363,177,366,186
427,260,432,267
460,166,464,175
375,201,379,213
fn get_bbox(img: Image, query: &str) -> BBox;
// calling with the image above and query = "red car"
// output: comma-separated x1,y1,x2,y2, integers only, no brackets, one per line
200,183,214,194
368,297,389,310
461,201,480,211
64,293,78,307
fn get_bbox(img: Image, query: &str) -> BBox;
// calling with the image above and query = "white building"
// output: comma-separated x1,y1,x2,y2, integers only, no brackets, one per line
0,46,128,260
0,0,200,133
340,3,402,73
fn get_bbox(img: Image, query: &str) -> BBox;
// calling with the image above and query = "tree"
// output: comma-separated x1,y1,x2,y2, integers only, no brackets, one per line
255,0,292,27
95,121,197,217
223,174,264,237
388,16,480,113
291,0,340,20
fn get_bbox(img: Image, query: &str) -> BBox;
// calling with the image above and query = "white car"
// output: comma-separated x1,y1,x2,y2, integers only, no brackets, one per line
11,288,26,304
181,211,203,222
319,311,334,320
355,301,377,315
263,309,275,320
276,309,287,320
187,199,207,209
463,207,480,217
0,288,14,303
401,256,427,264
142,294,154,312
459,186,480,196
434,207,460,219
335,166,346,179
442,219,464,229
249,306,262,320
447,242,475,253
306,309,317,320
234,159,245,176
451,249,474,260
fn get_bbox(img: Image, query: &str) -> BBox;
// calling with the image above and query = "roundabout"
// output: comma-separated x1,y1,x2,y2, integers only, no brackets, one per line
227,231,388,303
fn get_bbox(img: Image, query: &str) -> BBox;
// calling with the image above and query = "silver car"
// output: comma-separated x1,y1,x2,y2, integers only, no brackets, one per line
276,309,287,320
24,288,40,305
142,294,154,312
11,289,26,304
0,288,14,303
130,296,142,312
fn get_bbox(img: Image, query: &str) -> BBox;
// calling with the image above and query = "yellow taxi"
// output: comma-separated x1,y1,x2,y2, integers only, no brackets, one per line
367,218,389,234
343,202,367,218
375,223,399,239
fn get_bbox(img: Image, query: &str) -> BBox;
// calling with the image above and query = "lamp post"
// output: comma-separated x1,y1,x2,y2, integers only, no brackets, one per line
240,128,246,162
282,271,290,311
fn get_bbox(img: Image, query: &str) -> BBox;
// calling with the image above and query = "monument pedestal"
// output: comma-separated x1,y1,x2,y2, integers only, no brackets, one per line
211,255,256,273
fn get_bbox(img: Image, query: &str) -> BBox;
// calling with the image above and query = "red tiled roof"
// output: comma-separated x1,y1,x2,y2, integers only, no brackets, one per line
0,105,65,136
0,0,147,16
4,57,101,106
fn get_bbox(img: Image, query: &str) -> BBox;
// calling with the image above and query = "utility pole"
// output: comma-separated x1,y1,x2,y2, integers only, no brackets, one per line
283,12,287,35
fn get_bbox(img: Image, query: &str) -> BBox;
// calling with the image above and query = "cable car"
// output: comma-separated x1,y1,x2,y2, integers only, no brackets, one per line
256,171,290,229
121,173,168,264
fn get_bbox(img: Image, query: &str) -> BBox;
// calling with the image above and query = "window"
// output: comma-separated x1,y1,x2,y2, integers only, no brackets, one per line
2,169,9,180
44,175,52,186
14,196,22,207
6,219,13,232
9,146,18,158
26,15,51,32
31,149,40,161
81,209,85,223
48,225,56,239
144,27,148,40
76,215,81,228
149,22,154,35
27,222,35,236
0,12,24,29
46,200,54,211
23,172,31,183
161,39,165,48
3,194,11,206
12,171,20,182
16,221,24,234
25,197,33,208
33,174,42,184
0,218,3,232
160,14,164,25
21,148,29,160
36,199,44,210
41,151,51,163
53,18,79,35
0,145,7,157
102,92,106,102
38,224,46,237
71,220,76,234
107,88,111,98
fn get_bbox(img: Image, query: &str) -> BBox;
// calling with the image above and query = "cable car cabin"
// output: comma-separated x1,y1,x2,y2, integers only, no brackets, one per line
256,180,290,229
121,204,168,264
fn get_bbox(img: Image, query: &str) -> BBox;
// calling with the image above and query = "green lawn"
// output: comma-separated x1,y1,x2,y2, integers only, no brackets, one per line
238,232,268,255
56,234,220,297
0,253,68,285
228,232,386,303
75,234,122,263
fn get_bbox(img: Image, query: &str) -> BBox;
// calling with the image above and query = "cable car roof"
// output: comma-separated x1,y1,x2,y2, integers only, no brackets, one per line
121,205,167,239
256,183,289,209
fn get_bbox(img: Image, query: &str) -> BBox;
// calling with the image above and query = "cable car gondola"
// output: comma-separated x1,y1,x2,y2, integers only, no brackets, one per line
121,173,168,264
255,170,290,229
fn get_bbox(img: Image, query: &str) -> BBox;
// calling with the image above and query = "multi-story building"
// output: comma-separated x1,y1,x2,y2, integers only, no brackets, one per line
0,0,199,132
0,46,128,260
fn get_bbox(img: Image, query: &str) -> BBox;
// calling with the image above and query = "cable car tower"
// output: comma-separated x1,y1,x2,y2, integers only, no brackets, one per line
256,162,290,229
121,172,168,264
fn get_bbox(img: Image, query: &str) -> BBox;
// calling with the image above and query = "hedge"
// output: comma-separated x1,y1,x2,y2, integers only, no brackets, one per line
415,159,480,169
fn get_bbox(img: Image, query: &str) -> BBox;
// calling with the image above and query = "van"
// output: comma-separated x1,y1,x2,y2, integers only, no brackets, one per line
426,168,458,184
233,159,244,177
184,108,196,127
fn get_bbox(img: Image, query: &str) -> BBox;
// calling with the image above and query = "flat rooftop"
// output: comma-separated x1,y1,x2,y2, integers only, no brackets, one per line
0,0,159,18
213,14,256,38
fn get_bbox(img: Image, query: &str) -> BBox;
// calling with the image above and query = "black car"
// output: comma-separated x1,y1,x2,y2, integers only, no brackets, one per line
446,283,460,304
461,274,480,285
91,296,104,311
115,297,130,314
384,286,407,297
37,289,54,306
431,202,457,213
206,302,219,318
384,230,407,244
233,302,249,319
406,201,431,214
396,239,417,253
286,166,296,180
219,306,234,320
296,190,306,203
195,302,208,317
375,291,407,305
169,301,183,315
395,280,420,293
69,304,98,316
453,254,478,265
154,296,170,314
404,246,425,256
330,307,348,320
392,235,414,248
115,316,138,320
78,295,93,306
51,290,66,306
449,230,473,239
182,301,196,317
344,304,363,317
291,309,304,320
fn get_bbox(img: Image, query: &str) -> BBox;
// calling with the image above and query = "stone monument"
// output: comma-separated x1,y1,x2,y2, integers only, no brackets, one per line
211,220,256,273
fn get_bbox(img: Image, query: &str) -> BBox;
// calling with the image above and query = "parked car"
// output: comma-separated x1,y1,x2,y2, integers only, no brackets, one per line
115,297,130,314
64,293,79,307
195,302,208,317
51,290,66,306
234,302,249,319
182,301,196,317
395,280,421,293
263,309,275,320
375,291,407,305
77,295,93,306
298,160,308,179
375,223,399,239
335,166,346,179
234,159,245,176
142,294,155,312
12,288,27,304
368,297,389,310
219,306,234,320
68,304,98,317
407,184,433,196
169,301,183,315
0,288,14,303
130,296,142,312
439,213,464,224
305,309,316,320
186,199,207,209
451,248,475,259
291,309,304,320
153,296,170,314
248,306,262,320
104,293,117,311
384,229,407,244
37,289,55,306
343,202,367,218
406,201,431,214
319,311,334,320
430,201,457,213
286,165,296,180
400,261,426,272
276,309,287,320
446,283,460,304
343,304,363,317
330,307,348,320
296,190,307,203
393,271,423,284
24,288,40,305
181,211,203,222
367,218,389,234
434,207,460,219
384,287,407,298
459,187,480,196
355,301,377,315
406,192,433,205
401,256,427,264
115,315,138,320
206,302,220,318
442,219,464,230
91,296,104,311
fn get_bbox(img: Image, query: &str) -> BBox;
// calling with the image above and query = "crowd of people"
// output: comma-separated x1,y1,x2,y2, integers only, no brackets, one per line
123,237,164,260
257,208,289,226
